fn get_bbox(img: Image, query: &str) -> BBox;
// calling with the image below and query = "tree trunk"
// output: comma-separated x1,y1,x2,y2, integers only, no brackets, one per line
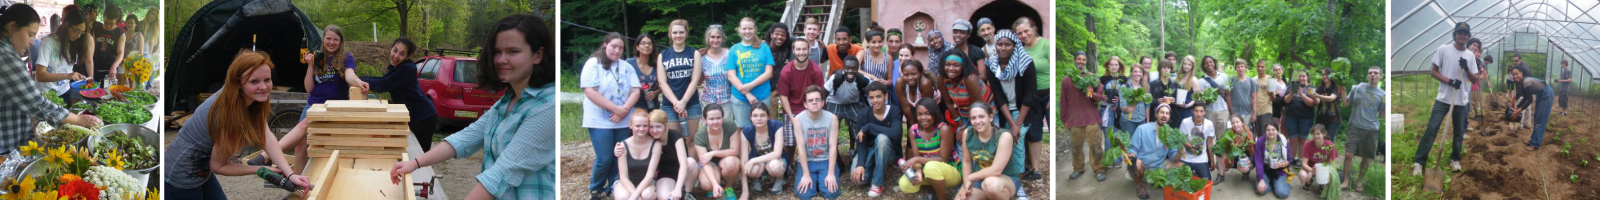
1320,0,1341,59
1088,0,1098,71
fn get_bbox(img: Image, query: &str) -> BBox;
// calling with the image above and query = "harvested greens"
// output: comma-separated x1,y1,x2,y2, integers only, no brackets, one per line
40,124,94,147
120,91,156,106
44,90,66,107
95,102,152,124
96,130,157,169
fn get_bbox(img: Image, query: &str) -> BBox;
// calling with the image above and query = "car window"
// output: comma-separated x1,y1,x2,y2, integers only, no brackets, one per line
454,60,478,84
419,59,441,80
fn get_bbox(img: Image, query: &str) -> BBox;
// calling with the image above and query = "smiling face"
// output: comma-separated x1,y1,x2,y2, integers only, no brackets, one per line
750,107,769,128
1131,67,1146,83
792,40,811,62
769,27,788,45
242,65,274,102
951,29,969,45
493,30,536,85
635,37,654,58
868,89,886,110
705,109,724,130
1297,72,1310,85
928,34,945,49
630,115,651,137
1266,125,1280,139
971,106,991,132
1015,23,1035,44
650,121,667,139
1230,116,1246,132
738,20,758,43
1510,67,1523,80
865,35,883,53
670,25,688,45
1192,107,1206,123
996,39,1015,61
944,59,962,79
834,32,851,47
707,30,725,47
917,105,935,128
1107,59,1122,75
388,43,408,66
898,48,913,61
977,24,995,42
1074,54,1087,67
804,23,820,40
322,30,342,52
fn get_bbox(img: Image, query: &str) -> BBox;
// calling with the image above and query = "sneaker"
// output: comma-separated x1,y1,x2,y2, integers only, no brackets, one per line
1452,161,1462,172
770,179,785,194
1068,171,1085,179
589,190,604,200
1096,173,1107,181
1022,171,1043,180
1412,163,1423,176
749,179,763,194
868,185,882,197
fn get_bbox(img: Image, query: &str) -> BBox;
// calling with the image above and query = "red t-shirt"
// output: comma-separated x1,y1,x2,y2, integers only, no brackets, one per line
1300,139,1339,165
775,60,825,115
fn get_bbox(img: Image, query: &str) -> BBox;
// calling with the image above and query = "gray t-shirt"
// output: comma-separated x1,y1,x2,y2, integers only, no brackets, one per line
1347,82,1387,131
1229,77,1257,117
796,110,836,162
1561,68,1572,91
164,95,258,189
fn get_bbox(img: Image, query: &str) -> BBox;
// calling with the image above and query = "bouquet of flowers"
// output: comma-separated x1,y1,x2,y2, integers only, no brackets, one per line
120,54,153,89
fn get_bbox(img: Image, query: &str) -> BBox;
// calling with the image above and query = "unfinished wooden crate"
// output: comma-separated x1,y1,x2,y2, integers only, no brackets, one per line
304,151,416,200
305,100,411,159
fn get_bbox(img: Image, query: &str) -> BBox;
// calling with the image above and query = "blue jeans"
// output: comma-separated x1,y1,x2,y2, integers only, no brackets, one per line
795,161,841,199
164,174,226,200
1414,101,1468,165
1256,173,1291,199
851,134,891,186
587,128,631,191
1319,122,1341,140
1530,88,1555,148
1284,117,1315,139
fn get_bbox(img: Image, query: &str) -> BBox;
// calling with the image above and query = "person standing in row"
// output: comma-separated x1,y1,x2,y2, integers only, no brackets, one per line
1341,66,1385,192
986,30,1042,181
774,38,823,117
1064,50,1106,181
659,19,704,137
767,22,794,87
700,24,733,121
629,34,660,113
857,29,892,84
582,33,642,198
825,27,860,74
726,17,775,128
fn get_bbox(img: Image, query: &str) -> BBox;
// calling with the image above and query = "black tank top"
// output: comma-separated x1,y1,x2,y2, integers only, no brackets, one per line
625,140,656,184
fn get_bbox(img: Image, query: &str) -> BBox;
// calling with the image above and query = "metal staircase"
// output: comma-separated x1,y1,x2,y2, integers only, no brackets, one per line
780,0,844,45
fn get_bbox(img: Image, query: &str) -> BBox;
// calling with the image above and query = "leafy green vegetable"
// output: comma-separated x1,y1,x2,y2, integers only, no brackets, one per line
40,124,94,147
95,102,152,124
1102,127,1132,167
95,130,157,169
1125,87,1154,105
1195,87,1221,104
120,91,156,106
71,102,93,111
1143,165,1208,193
1159,125,1187,153
1065,65,1100,94
44,90,66,107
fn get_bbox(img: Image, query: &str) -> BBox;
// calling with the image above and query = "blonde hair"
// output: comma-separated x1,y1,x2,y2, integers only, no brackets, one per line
1179,55,1197,89
318,25,348,76
648,110,669,124
209,51,275,157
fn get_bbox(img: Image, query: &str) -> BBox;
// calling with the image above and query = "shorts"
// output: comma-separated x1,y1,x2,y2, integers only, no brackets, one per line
661,101,703,122
1345,127,1380,158
896,161,962,193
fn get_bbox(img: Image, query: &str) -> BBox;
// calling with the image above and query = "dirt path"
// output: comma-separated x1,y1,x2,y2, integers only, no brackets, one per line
1058,133,1375,199
560,141,1051,200
1421,93,1600,199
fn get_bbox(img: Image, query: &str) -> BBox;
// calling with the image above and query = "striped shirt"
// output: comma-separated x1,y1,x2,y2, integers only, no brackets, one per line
443,84,558,199
0,38,69,151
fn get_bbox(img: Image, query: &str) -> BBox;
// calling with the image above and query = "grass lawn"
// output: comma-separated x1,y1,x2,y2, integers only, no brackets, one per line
1390,75,1447,200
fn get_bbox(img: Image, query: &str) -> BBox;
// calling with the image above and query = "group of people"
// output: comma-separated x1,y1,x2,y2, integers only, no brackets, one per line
581,16,1050,200
1064,49,1386,199
1412,22,1569,177
161,14,559,199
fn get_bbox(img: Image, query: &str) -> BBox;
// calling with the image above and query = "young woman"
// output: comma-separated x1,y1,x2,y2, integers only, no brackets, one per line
1226,115,1258,181
122,14,143,56
359,38,440,151
1255,123,1292,199
1509,66,1554,151
615,113,664,200
700,24,733,120
1169,56,1198,127
726,17,775,128
1312,68,1344,139
32,5,89,100
658,19,704,135
856,29,891,83
897,58,939,126
940,51,990,129
1119,66,1150,135
897,98,960,199
1099,56,1126,132
282,25,366,173
1282,71,1319,161
1298,124,1339,193
985,30,1041,180
694,104,747,199
766,22,792,83
648,110,696,200
163,51,309,198
389,14,559,199
742,102,788,194
629,34,660,113
793,86,841,200
1,4,100,148
955,103,1025,200
581,32,642,197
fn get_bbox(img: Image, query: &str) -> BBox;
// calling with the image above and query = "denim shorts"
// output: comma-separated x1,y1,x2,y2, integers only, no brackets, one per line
661,101,703,122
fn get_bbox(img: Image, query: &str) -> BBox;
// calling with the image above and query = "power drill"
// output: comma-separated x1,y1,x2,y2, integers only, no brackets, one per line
257,167,306,195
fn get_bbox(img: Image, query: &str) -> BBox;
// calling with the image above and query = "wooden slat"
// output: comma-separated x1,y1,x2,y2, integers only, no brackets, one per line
308,127,411,136
325,170,406,200
312,152,404,159
326,102,388,112
310,148,403,157
308,137,407,148
308,122,409,130
404,152,415,200
305,151,340,200
306,104,411,123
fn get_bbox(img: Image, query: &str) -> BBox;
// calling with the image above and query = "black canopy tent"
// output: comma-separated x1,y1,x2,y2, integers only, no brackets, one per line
166,0,322,112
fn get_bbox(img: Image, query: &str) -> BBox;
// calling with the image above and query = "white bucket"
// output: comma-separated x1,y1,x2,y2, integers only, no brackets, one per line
1389,114,1405,132
1314,163,1331,184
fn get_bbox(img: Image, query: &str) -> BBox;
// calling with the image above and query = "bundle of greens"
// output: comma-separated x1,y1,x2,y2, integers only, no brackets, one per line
71,102,93,111
1144,165,1208,193
95,130,157,169
1065,65,1100,95
1195,87,1220,104
1101,127,1134,167
1125,87,1153,105
1159,125,1187,152
1212,130,1232,158
120,91,156,106
95,102,152,124
44,90,66,107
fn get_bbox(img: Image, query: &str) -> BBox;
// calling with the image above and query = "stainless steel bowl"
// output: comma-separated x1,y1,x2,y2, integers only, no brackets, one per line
94,124,160,172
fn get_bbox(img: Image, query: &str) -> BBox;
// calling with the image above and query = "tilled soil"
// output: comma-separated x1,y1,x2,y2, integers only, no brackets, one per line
1412,92,1600,200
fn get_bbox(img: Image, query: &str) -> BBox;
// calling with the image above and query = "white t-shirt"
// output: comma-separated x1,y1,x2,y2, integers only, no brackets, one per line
1179,117,1214,163
1197,74,1230,111
1431,44,1478,106
579,57,641,129
34,37,74,94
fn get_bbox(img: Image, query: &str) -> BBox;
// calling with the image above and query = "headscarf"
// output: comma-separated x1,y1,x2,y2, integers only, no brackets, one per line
986,30,1031,81
926,30,953,75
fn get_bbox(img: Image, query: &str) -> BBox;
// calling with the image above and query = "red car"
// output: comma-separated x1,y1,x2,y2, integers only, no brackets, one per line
417,55,503,125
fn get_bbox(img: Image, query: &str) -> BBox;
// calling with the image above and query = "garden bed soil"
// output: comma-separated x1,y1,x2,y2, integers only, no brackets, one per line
1431,92,1600,200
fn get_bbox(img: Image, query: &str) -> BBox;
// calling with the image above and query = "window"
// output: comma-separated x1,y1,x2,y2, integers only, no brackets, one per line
454,60,479,84
419,59,441,80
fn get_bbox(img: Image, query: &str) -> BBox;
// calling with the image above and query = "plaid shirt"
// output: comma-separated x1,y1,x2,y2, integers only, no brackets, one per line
0,38,68,151
443,84,557,199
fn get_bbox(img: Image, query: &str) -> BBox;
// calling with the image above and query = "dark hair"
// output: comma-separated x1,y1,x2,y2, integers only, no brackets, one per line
940,50,973,79
590,32,625,67
901,59,923,72
1513,53,1522,60
51,5,87,60
835,26,851,35
750,101,769,115
864,82,889,96
1466,38,1482,47
886,28,902,39
102,5,121,21
1483,55,1494,64
1140,55,1153,64
633,33,655,66
704,103,724,117
1074,51,1085,56
914,98,942,122
477,14,556,91
0,4,41,35
841,56,859,70
1165,51,1178,59
1201,56,1217,72
393,37,417,57
865,29,884,41
1561,59,1568,66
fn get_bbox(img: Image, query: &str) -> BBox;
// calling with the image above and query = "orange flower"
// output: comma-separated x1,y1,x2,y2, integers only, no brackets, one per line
57,174,79,183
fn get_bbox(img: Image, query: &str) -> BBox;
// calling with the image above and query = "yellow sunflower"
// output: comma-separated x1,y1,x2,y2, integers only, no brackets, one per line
26,190,58,200
19,141,40,156
2,175,35,199
104,149,125,170
44,148,72,165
